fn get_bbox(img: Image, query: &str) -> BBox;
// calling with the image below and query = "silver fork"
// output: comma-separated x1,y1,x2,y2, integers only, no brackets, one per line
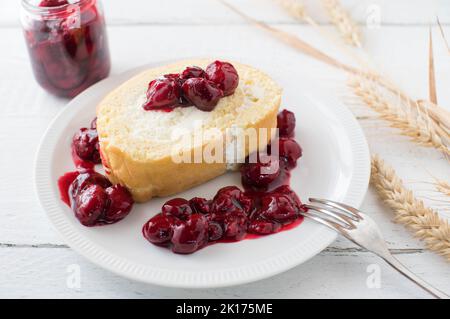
303,198,449,299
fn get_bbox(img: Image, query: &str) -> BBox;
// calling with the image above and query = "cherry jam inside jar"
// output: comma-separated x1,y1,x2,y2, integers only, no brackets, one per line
21,0,111,98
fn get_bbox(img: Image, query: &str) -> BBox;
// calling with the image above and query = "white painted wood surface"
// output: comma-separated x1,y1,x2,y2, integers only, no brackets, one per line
0,0,449,298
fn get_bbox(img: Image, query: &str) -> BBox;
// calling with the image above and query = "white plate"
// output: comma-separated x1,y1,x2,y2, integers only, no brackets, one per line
35,61,370,288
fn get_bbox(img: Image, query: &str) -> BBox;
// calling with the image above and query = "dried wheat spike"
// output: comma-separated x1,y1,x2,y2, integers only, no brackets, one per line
275,0,306,20
321,0,362,47
435,179,450,197
349,77,450,156
371,155,450,260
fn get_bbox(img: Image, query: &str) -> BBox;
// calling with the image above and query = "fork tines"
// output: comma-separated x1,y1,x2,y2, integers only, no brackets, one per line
302,198,363,231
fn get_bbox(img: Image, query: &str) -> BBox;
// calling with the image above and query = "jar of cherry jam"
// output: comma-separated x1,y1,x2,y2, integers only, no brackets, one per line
21,0,111,98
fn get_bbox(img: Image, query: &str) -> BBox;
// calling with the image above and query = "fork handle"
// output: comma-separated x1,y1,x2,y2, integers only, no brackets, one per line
381,253,449,299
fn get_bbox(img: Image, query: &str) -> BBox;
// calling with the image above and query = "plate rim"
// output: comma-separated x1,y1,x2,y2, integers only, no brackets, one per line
34,62,370,288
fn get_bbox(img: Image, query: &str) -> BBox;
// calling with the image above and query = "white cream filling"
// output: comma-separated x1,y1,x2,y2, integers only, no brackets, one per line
121,82,265,166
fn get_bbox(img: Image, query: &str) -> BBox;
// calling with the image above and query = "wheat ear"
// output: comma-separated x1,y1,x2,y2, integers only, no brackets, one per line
321,0,362,47
350,77,450,156
371,155,450,260
275,0,306,20
435,180,450,197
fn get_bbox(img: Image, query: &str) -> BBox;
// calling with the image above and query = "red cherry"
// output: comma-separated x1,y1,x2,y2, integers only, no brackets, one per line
181,78,223,111
104,185,134,223
278,138,302,168
277,109,296,138
272,185,305,211
39,0,68,7
171,214,209,254
74,184,107,226
210,186,252,216
189,197,210,214
70,170,111,199
209,186,251,240
143,77,181,110
161,198,192,220
241,155,281,188
248,219,281,235
205,61,239,96
222,211,248,240
72,128,101,163
208,221,224,241
180,66,206,80
259,193,300,224
142,213,174,245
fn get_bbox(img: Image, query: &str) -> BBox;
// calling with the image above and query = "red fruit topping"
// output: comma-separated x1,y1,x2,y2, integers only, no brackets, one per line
205,61,239,96
171,214,209,254
70,170,111,199
210,186,252,216
273,185,305,211
277,109,296,138
189,197,210,214
207,221,224,241
258,191,301,224
74,184,107,226
72,128,101,163
181,78,224,111
241,156,281,188
143,214,175,245
221,211,248,240
104,185,134,223
39,0,68,7
141,61,238,112
209,186,252,240
161,198,193,220
278,138,302,168
143,77,182,111
180,66,206,80
248,219,281,235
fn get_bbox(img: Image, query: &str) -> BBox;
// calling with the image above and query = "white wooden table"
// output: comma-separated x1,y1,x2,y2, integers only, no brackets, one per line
1,0,449,298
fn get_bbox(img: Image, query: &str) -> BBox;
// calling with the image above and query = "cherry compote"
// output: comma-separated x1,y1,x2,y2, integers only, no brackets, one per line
58,118,134,227
142,61,238,112
21,0,111,98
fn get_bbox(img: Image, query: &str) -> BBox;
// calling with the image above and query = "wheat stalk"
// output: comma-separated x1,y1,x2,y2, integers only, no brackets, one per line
435,180,450,197
321,0,362,47
350,77,450,156
371,155,450,260
436,16,450,55
428,27,438,104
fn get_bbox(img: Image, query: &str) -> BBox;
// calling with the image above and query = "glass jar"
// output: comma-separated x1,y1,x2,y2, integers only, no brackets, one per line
21,0,111,98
